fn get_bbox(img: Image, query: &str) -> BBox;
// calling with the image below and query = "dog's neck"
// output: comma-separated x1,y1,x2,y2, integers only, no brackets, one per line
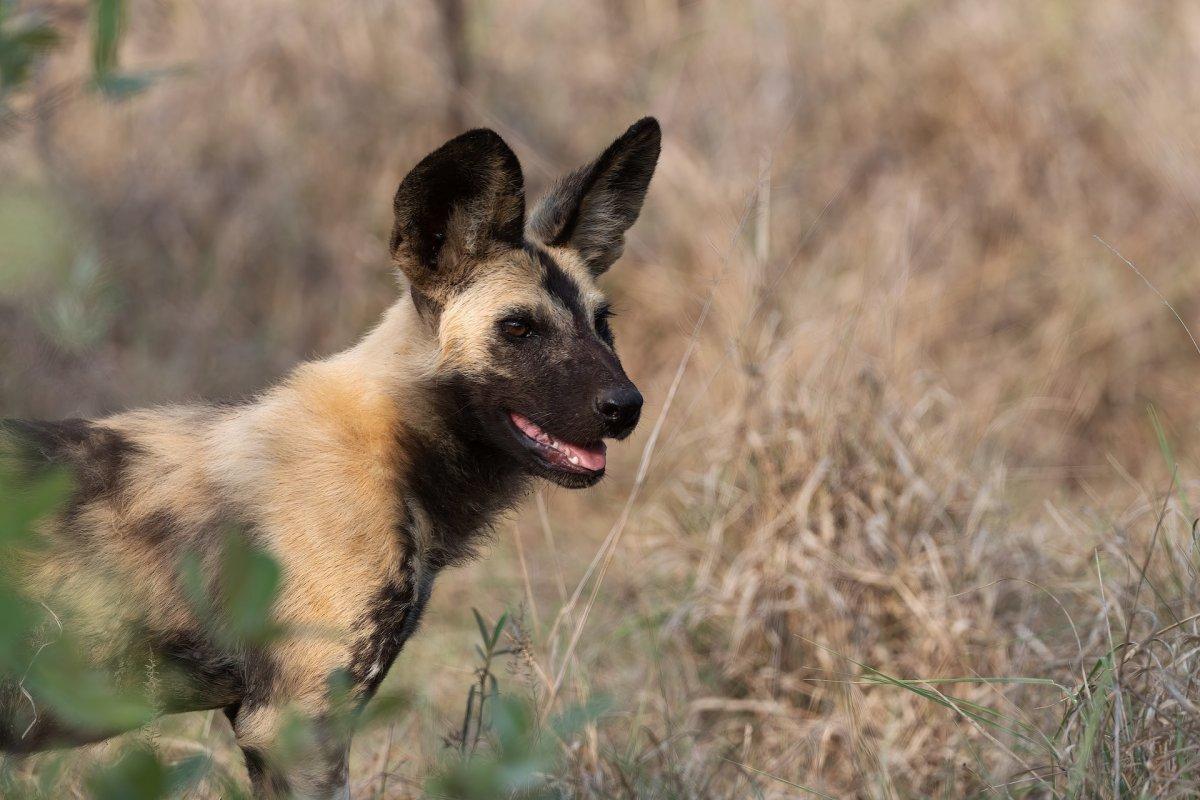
323,297,530,570
328,298,439,398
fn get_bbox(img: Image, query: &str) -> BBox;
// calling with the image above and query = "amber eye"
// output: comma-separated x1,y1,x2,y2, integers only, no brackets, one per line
500,319,533,339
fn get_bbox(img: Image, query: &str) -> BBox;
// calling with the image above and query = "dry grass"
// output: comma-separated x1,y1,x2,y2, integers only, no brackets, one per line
4,0,1200,796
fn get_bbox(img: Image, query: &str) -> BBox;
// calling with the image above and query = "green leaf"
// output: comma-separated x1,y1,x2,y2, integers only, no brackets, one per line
550,694,610,740
91,0,124,78
489,696,534,754
92,70,156,99
490,612,508,649
217,530,282,645
28,651,155,733
87,748,168,800
178,549,210,621
11,24,60,51
427,696,561,799
355,690,412,732
0,465,72,545
85,748,205,800
36,751,70,797
164,754,211,795
0,16,60,91
472,608,490,647
0,590,35,664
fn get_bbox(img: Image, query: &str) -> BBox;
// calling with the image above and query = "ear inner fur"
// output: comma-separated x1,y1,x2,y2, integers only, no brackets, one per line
528,116,661,276
390,128,526,304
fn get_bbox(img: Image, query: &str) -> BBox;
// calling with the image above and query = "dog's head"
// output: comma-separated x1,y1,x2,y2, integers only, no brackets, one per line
390,118,660,488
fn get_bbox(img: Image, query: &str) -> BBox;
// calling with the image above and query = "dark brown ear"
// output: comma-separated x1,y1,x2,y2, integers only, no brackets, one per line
390,129,525,303
528,117,661,276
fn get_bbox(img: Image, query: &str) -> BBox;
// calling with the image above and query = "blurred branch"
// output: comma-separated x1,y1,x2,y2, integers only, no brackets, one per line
0,0,162,138
0,1,60,130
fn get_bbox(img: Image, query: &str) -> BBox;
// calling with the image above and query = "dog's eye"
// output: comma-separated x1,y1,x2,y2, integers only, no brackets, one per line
500,319,533,339
594,305,615,341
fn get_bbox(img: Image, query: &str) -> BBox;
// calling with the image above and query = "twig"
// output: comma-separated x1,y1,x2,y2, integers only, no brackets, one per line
1095,235,1200,360
19,602,63,739
375,722,396,798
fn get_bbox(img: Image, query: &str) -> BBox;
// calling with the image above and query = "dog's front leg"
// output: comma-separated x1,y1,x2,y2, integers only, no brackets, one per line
227,701,351,800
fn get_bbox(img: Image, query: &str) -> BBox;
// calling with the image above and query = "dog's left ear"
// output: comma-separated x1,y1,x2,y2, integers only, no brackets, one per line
528,117,661,277
390,129,526,304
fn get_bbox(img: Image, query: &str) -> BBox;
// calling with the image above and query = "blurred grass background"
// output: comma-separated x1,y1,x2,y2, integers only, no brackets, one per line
4,0,1200,797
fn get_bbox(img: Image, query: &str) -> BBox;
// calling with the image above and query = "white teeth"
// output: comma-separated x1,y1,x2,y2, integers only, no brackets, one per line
512,411,601,470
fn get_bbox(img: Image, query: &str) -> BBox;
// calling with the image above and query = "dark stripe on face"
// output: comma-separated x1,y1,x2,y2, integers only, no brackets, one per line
535,247,587,325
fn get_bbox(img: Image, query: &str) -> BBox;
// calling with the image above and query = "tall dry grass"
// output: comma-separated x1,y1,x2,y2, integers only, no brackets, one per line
4,0,1200,796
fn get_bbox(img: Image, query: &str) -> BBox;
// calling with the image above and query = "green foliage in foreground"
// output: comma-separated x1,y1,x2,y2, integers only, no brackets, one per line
0,458,192,799
1,0,163,122
428,609,607,800
0,2,59,99
429,696,565,800
0,451,591,799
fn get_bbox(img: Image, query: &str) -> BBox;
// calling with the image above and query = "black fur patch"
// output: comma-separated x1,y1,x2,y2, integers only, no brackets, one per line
341,376,534,699
240,744,292,798
536,247,587,324
403,376,529,571
228,697,349,794
1,418,140,521
347,554,434,699
594,303,616,347
483,283,634,447
132,509,184,547
239,646,280,711
150,628,248,712
2,418,137,496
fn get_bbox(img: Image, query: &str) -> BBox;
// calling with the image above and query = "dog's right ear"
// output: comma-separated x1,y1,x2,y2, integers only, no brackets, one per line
527,117,660,277
390,129,526,305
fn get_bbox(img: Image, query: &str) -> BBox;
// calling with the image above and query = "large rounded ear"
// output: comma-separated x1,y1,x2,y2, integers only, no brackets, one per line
390,129,526,303
528,117,661,277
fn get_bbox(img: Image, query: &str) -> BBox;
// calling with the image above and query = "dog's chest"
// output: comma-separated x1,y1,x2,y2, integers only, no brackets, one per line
345,441,525,696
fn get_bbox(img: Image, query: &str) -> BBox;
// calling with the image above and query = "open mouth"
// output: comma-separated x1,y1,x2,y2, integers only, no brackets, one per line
509,411,606,475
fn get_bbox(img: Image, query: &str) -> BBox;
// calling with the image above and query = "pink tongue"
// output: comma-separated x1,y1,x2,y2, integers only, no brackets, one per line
510,412,607,472
557,439,607,471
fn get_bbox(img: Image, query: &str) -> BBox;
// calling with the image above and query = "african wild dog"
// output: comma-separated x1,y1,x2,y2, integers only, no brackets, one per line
0,118,660,797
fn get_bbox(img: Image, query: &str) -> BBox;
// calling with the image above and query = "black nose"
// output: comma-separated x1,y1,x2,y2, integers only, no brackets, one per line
596,385,643,435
